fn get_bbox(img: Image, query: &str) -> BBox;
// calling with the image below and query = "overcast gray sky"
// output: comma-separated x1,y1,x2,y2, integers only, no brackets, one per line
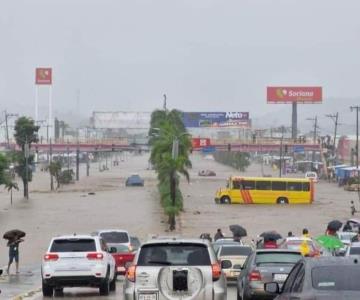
1,0,360,125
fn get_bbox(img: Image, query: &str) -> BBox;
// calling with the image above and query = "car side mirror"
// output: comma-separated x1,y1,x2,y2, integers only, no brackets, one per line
264,282,280,294
108,247,117,254
221,260,232,269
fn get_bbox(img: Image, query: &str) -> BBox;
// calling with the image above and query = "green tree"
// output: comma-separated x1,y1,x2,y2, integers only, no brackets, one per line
13,117,40,198
47,161,62,189
149,110,192,230
5,179,19,205
0,153,9,186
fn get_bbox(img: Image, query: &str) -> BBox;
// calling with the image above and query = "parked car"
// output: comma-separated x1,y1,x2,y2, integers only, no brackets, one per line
337,231,357,255
198,169,216,176
110,244,135,275
345,242,360,256
130,236,141,252
212,238,243,254
123,238,227,300
237,249,302,300
343,219,360,232
93,229,131,251
305,171,318,182
265,256,360,299
41,234,117,297
125,174,144,187
279,237,320,257
217,245,253,281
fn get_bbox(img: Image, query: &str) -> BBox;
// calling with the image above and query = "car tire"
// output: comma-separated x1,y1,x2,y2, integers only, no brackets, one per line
277,197,289,204
220,196,231,204
99,271,110,296
42,281,53,297
54,287,64,296
237,288,242,300
109,270,117,291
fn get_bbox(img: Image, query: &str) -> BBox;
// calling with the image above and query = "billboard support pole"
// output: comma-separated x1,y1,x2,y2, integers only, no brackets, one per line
48,85,52,139
291,102,297,140
35,85,39,122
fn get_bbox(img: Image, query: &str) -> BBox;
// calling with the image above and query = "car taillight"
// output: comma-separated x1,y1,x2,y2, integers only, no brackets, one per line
126,265,136,282
212,262,222,281
87,252,104,260
44,253,59,261
248,270,262,281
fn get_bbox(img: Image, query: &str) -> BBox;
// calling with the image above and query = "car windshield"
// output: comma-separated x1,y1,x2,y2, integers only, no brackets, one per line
312,265,360,290
100,231,129,243
112,245,130,253
220,246,252,256
50,239,96,252
255,252,301,265
138,243,211,266
349,247,360,255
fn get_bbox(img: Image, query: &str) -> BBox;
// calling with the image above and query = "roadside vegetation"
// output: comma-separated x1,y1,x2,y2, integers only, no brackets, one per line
149,109,192,230
214,151,251,172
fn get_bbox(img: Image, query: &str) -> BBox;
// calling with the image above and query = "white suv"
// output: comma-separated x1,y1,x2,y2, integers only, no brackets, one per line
41,235,116,297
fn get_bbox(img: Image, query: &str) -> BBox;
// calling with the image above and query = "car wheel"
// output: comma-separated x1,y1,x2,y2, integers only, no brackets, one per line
99,271,110,296
54,287,64,296
109,270,117,291
237,288,242,300
42,281,53,297
220,196,231,204
277,197,289,204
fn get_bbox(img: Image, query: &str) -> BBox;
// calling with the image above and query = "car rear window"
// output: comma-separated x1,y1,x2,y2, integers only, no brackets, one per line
112,245,130,253
285,241,316,251
100,231,129,243
220,246,252,256
50,239,96,252
312,265,360,290
138,243,211,266
255,252,301,265
349,247,360,255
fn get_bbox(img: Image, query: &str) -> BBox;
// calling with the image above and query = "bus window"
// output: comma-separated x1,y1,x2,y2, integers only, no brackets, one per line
302,182,310,191
287,182,303,191
272,181,286,191
233,181,241,189
256,181,271,190
241,180,255,190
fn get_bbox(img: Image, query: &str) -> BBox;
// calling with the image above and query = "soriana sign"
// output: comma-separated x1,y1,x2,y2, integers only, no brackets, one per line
35,68,52,85
267,86,322,103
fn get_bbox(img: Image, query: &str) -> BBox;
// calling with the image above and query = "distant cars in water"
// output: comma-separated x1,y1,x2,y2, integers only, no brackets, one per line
212,238,244,254
198,169,216,176
125,174,144,187
266,256,360,300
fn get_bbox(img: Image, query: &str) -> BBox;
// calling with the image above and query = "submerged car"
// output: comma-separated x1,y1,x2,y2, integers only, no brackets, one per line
125,174,144,187
266,256,360,300
123,238,227,300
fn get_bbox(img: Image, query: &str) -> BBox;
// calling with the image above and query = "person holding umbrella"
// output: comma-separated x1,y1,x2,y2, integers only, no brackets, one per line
3,229,25,275
214,228,224,241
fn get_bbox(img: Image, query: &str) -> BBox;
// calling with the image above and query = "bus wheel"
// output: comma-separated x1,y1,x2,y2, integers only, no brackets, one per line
277,197,289,204
220,196,231,204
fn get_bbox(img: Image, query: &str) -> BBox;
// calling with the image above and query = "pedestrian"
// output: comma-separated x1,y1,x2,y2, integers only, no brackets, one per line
302,228,310,238
351,201,356,216
7,237,23,274
287,231,294,237
343,221,352,232
214,228,224,241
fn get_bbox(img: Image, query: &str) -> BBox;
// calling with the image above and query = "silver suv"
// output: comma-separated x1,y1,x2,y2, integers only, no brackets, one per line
123,238,227,300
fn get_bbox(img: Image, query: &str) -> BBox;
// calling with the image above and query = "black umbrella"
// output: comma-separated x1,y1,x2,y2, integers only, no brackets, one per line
327,220,343,231
3,229,26,240
229,225,247,237
260,231,282,241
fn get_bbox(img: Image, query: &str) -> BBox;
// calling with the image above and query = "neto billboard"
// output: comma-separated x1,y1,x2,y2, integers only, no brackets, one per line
182,112,250,128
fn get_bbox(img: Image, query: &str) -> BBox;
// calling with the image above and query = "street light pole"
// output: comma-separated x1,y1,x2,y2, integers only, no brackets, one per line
350,106,359,170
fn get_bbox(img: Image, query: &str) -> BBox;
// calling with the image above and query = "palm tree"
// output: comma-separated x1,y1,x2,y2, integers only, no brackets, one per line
6,180,19,205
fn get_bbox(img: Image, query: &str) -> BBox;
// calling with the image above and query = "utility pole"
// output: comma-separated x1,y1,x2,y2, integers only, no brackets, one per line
350,106,359,171
24,138,29,199
307,116,319,170
4,111,18,149
325,113,339,158
163,94,167,111
279,126,285,178
50,138,54,191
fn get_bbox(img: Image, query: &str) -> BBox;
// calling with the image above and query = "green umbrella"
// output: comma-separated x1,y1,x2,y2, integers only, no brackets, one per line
315,235,344,250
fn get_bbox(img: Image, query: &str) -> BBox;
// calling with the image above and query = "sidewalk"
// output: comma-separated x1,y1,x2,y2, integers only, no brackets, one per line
0,264,41,299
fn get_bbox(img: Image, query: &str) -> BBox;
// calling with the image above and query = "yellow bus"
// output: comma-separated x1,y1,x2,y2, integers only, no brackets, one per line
215,176,314,204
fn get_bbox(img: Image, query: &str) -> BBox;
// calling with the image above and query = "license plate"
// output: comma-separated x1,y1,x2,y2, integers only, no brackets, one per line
230,271,240,277
138,294,157,300
274,273,288,282
117,266,126,272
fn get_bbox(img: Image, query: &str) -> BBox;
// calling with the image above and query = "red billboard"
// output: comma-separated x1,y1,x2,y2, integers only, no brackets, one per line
35,68,52,85
192,138,211,149
267,86,322,103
